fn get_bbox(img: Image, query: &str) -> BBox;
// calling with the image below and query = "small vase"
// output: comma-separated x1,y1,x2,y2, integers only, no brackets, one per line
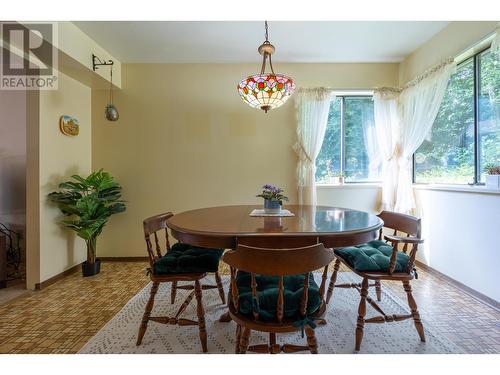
264,199,281,214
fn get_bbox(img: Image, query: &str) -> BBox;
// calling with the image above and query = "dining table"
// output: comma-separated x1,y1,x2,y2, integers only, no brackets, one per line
166,204,384,322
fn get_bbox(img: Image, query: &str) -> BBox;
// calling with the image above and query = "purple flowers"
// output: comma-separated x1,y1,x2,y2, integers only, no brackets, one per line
257,184,289,202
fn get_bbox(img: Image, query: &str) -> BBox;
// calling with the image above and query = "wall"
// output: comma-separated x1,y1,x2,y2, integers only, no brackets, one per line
92,62,399,257
317,185,381,214
399,21,498,85
37,72,92,283
414,188,500,302
0,90,26,226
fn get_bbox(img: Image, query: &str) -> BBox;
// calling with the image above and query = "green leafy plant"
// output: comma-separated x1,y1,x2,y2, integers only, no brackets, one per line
484,163,500,175
256,184,289,203
48,170,126,264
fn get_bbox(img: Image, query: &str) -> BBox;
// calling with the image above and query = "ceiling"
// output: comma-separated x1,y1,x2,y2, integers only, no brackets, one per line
74,21,449,64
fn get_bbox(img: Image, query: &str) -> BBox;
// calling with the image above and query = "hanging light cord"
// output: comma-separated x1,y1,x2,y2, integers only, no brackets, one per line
109,65,114,105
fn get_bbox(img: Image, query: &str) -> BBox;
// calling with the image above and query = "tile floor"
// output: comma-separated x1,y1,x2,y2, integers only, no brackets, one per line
0,261,498,354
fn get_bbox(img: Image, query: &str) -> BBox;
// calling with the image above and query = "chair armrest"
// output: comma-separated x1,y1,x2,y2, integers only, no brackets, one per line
384,235,424,245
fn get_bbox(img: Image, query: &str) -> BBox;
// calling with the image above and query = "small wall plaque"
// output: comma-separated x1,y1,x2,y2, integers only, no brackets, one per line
59,115,79,136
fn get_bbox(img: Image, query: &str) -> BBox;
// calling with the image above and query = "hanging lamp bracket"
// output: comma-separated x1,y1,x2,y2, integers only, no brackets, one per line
92,53,114,71
258,41,275,56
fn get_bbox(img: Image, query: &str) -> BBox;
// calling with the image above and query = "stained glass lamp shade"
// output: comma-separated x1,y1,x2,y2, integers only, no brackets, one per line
237,22,295,113
238,74,295,113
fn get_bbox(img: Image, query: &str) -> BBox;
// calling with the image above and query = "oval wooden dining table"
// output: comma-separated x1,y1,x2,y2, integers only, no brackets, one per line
167,204,384,322
167,204,383,249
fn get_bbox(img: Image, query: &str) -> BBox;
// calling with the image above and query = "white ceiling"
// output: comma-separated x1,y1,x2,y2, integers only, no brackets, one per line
74,21,449,64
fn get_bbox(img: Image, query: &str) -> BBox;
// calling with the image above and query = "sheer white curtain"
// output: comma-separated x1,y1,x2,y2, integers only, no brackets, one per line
373,89,401,211
394,61,456,213
491,25,500,63
293,88,333,205
361,104,381,181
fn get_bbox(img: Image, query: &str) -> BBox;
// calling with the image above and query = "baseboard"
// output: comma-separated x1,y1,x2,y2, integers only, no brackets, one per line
34,263,81,290
33,258,147,289
416,260,499,310
100,257,148,262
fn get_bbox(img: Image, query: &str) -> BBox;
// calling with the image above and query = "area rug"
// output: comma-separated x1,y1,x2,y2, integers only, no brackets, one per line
79,272,463,354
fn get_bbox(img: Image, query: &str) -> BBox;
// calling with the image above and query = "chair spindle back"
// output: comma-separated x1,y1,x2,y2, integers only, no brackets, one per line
143,212,173,268
377,211,422,274
223,243,335,323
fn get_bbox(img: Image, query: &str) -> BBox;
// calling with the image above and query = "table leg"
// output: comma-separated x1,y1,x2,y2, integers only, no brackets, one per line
219,284,232,322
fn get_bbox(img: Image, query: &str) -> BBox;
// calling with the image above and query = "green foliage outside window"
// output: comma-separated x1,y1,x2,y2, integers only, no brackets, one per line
415,48,499,184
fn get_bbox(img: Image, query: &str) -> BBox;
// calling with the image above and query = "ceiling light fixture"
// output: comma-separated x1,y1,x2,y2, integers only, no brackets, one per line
237,21,295,113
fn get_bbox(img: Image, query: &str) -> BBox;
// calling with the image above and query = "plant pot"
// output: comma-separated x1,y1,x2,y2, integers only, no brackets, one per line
338,176,345,184
82,258,101,277
264,199,281,214
485,175,500,190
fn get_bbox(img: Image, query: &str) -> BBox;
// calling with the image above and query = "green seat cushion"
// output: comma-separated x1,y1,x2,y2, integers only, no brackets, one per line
334,240,410,273
153,243,223,275
235,272,321,321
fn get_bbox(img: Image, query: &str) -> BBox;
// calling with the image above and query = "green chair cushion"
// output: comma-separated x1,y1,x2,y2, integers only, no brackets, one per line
334,240,410,273
236,272,322,321
153,243,224,275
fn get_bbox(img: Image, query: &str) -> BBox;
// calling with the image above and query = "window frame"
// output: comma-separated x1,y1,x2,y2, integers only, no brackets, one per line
317,94,381,184
412,45,494,186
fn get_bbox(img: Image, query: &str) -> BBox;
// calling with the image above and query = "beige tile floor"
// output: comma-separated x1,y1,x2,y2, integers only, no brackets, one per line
0,261,498,354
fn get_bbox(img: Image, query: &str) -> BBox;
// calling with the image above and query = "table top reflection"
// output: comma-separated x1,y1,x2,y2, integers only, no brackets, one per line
167,205,382,237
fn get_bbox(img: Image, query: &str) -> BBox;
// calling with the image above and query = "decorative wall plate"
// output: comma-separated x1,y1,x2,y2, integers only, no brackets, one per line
59,115,79,136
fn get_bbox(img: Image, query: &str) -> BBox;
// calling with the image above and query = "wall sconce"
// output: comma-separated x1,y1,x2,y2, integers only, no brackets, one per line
92,54,119,122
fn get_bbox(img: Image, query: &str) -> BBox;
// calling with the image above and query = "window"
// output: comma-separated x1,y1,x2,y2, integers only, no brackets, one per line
414,47,500,184
316,96,380,183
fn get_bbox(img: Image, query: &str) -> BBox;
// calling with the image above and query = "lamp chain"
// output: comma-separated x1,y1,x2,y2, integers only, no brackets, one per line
109,65,114,104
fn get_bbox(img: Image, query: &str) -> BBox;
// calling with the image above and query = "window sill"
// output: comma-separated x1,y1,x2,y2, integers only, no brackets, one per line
317,183,382,189
413,184,500,195
317,183,500,195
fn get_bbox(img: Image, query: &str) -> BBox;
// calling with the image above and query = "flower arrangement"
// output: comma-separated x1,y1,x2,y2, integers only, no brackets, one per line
485,163,500,175
257,184,289,203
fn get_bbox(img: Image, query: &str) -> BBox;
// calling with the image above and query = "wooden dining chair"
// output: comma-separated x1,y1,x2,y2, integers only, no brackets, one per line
325,211,425,352
136,212,225,352
223,243,335,354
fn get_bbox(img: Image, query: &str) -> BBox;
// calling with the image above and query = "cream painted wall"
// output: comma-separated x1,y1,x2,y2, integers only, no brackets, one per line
316,185,381,214
414,188,500,302
37,72,92,283
399,21,498,85
92,63,398,257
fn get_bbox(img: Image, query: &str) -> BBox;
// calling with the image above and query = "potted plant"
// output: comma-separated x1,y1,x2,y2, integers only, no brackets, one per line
257,184,288,214
48,170,126,276
484,164,500,190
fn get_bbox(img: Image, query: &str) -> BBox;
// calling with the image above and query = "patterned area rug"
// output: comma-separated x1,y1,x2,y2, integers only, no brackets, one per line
79,272,463,354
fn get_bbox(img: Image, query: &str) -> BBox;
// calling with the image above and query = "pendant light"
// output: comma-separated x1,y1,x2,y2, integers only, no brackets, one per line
105,64,119,121
237,21,295,113
92,54,119,122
